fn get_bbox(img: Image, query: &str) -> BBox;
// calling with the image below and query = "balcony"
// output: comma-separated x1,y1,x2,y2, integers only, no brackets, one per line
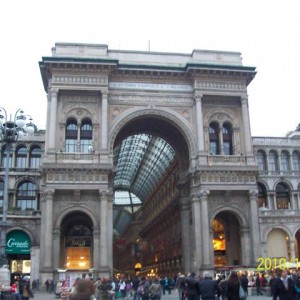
1,209,42,217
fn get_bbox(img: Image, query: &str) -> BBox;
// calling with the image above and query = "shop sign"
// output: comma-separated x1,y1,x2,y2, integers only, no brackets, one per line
66,237,91,247
5,230,31,254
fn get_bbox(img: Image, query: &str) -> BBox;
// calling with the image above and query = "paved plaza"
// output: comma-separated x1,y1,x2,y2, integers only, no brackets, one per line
28,291,272,300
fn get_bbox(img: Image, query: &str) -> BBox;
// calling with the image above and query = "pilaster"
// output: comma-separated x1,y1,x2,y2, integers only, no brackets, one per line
249,189,261,264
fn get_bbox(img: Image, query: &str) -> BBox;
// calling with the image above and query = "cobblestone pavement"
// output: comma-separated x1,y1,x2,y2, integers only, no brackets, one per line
28,291,273,300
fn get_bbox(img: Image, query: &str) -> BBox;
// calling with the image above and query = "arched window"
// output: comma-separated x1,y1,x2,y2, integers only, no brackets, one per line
29,146,42,168
292,151,300,171
1,145,13,168
209,122,219,155
280,151,290,171
276,182,290,209
256,150,267,171
80,119,93,153
16,145,27,168
0,181,4,208
17,181,37,210
222,123,233,155
65,118,78,153
269,150,279,171
257,182,267,207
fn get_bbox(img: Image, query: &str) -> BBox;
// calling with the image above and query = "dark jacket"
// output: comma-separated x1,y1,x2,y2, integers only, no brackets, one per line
240,275,248,293
199,277,221,300
273,277,296,300
227,281,240,300
185,275,200,295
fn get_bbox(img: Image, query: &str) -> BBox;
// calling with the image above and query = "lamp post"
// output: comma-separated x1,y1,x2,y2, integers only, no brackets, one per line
0,108,36,266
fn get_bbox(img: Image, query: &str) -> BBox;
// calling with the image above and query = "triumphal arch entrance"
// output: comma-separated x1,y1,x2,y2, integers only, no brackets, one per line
38,43,259,281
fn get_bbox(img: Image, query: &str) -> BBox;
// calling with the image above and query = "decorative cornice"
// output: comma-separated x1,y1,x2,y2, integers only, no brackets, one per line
52,74,108,86
195,80,246,92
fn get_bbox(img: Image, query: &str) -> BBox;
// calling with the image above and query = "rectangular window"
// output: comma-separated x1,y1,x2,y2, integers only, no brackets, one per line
223,142,232,155
80,140,92,153
16,157,27,168
65,139,77,153
30,157,41,168
17,199,37,210
210,142,218,155
66,247,91,270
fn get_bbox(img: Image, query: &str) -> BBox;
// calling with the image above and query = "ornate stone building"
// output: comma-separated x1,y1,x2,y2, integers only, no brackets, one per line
1,43,300,283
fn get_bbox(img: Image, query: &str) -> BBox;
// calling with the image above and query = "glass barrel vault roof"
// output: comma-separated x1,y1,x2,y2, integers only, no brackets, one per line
113,133,175,235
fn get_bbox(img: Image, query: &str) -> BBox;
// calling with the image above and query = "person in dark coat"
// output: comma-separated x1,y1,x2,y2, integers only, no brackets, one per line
199,272,221,300
272,269,296,300
185,272,200,300
239,272,249,296
255,273,264,295
226,271,240,300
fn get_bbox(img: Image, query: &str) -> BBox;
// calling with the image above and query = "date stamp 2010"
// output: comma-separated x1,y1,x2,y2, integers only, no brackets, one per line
257,257,299,270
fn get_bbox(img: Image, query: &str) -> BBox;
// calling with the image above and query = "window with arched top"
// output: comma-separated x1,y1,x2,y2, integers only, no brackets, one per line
257,182,267,207
269,150,279,171
16,145,27,168
256,150,267,171
29,146,42,168
209,122,219,155
292,151,300,171
1,145,13,168
276,182,290,209
222,123,233,155
16,181,37,210
65,118,78,153
80,119,93,153
280,151,290,171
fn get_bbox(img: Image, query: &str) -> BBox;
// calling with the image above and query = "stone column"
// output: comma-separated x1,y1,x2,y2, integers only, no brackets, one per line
190,194,202,272
295,192,300,210
30,246,40,282
239,227,251,265
241,96,252,155
101,90,108,150
99,190,110,275
48,89,58,152
249,190,261,264
107,191,113,272
291,192,298,210
290,240,295,261
198,190,213,270
219,126,224,155
194,94,205,153
179,188,191,273
42,190,54,270
52,228,60,270
232,127,239,155
93,228,100,272
267,192,276,210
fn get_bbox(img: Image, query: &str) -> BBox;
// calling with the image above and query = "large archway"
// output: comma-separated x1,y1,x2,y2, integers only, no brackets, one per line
111,113,191,275
213,211,243,267
59,211,94,280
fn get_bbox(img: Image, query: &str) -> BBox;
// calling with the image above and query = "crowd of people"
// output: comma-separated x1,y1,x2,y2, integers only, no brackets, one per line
4,268,300,299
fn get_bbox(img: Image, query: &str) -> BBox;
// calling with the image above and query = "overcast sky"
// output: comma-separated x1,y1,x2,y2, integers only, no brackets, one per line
1,0,299,137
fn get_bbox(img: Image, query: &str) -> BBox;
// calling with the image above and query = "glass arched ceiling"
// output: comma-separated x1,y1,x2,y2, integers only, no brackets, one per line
113,134,176,235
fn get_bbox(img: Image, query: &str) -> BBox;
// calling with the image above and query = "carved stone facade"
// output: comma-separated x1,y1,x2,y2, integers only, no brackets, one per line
2,43,299,283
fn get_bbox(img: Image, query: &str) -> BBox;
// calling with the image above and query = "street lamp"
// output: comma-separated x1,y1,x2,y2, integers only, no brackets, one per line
0,108,36,266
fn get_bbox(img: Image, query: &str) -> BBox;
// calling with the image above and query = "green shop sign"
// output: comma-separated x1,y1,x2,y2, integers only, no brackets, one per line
5,230,31,254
